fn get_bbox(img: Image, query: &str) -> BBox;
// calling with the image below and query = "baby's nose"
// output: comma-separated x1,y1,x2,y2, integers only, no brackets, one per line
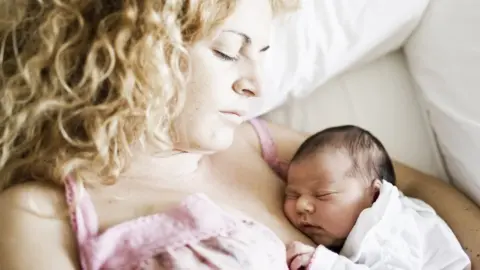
296,196,314,214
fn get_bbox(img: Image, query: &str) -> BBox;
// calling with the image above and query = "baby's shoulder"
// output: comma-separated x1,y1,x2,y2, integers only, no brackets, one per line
399,194,439,220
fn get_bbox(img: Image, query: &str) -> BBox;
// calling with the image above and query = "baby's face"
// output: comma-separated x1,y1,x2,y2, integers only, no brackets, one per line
284,150,373,249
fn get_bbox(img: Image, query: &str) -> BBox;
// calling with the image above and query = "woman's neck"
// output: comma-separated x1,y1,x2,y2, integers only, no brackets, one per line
121,147,207,182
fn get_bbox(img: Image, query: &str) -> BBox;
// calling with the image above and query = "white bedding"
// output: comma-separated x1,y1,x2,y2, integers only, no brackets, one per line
404,0,480,205
263,51,448,180
251,0,443,178
249,0,430,119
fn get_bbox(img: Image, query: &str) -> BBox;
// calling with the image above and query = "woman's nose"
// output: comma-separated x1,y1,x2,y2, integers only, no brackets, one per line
232,77,261,97
232,61,263,97
296,196,314,214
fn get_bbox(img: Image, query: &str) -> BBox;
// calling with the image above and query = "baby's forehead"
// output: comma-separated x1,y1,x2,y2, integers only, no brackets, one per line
288,150,353,182
303,148,352,167
294,150,375,185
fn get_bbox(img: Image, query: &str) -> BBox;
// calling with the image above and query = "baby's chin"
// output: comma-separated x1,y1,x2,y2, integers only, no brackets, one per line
300,229,345,251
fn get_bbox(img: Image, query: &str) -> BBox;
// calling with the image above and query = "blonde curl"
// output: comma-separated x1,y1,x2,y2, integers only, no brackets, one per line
0,0,298,190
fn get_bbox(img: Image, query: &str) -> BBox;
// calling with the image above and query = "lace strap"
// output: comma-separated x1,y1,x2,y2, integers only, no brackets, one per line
64,175,99,244
249,118,288,179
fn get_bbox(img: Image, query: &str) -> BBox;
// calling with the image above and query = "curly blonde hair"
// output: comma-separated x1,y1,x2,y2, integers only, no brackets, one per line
0,0,298,190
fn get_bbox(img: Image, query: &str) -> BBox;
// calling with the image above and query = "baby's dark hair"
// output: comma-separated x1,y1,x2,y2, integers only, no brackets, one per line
291,125,396,185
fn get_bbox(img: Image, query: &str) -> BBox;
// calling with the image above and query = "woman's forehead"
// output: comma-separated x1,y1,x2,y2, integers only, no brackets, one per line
219,0,272,45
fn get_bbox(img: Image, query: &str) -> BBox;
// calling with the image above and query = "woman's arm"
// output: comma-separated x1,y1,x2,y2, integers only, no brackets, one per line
240,119,480,266
0,183,79,269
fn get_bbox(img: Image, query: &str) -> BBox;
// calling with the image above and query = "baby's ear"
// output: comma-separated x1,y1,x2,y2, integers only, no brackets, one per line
370,179,382,201
372,179,382,191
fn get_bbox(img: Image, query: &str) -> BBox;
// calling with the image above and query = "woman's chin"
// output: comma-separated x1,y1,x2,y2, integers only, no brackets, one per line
183,127,236,153
208,129,236,151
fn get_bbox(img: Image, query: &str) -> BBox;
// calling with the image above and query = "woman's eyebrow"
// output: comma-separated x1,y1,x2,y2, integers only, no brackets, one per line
223,30,270,52
260,45,270,52
223,30,251,44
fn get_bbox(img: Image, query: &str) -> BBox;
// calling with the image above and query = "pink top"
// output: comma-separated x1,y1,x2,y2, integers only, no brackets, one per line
66,118,291,269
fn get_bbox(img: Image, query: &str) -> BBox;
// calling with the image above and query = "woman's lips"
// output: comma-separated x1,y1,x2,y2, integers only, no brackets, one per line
220,110,245,117
219,111,245,124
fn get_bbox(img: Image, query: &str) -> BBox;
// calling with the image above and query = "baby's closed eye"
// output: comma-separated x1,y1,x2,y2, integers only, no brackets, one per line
284,191,300,199
313,192,337,200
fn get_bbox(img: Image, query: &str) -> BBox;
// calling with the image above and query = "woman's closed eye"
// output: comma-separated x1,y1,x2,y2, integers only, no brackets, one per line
213,49,239,61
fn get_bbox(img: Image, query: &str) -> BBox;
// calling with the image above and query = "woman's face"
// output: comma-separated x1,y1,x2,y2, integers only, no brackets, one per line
173,0,273,153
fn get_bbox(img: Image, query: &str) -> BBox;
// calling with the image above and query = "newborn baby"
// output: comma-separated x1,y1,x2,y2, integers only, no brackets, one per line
283,125,471,270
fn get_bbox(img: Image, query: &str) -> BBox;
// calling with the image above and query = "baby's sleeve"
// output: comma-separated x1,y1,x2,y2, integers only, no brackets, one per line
306,246,369,269
305,245,419,270
305,198,471,270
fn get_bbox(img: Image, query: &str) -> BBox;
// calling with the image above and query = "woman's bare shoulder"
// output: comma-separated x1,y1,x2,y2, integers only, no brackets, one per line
0,182,79,269
0,182,68,216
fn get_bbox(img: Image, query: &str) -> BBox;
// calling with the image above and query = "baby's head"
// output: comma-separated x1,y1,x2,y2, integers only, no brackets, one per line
284,125,395,250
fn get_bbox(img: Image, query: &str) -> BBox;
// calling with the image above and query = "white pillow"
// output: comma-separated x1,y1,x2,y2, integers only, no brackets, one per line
263,51,448,179
404,0,480,204
248,0,430,118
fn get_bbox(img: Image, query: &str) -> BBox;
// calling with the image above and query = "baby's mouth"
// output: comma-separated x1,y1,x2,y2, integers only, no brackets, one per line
299,223,327,236
299,223,319,232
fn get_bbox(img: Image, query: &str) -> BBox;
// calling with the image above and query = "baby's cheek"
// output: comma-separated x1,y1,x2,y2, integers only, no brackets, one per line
315,203,355,237
311,201,339,225
283,200,297,222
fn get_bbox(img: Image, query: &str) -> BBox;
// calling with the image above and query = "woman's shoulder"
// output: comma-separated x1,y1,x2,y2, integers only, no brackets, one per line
236,120,308,162
0,181,68,219
0,182,78,269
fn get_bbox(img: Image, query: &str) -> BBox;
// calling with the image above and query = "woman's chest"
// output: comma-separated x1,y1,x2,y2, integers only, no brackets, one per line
142,221,290,270
87,193,291,270
90,149,313,245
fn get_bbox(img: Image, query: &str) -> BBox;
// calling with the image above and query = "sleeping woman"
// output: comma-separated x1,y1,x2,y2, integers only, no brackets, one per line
0,0,477,269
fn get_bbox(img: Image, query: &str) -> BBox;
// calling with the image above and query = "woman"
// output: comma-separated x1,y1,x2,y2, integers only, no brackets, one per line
0,0,478,269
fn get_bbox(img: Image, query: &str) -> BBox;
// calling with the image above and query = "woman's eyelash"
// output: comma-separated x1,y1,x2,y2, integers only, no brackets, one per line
213,50,238,61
